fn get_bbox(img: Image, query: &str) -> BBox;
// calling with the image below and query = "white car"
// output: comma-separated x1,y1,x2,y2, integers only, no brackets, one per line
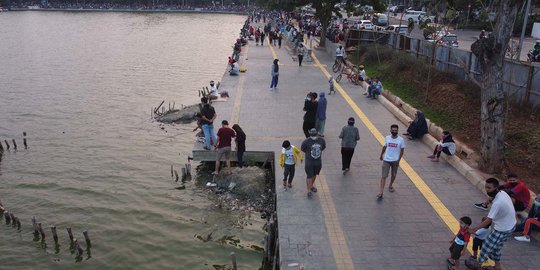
358,20,374,30
404,10,435,23
385,25,408,35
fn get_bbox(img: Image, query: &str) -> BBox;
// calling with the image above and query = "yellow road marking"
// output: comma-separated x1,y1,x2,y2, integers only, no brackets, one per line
310,52,494,266
318,173,354,270
230,45,249,124
271,41,355,270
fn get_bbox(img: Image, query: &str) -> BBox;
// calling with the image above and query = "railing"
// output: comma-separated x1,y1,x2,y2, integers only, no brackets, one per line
341,30,540,107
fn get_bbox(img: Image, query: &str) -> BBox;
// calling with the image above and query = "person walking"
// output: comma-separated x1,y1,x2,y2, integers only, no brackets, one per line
232,124,246,168
213,120,236,175
277,32,282,49
339,117,360,175
260,31,266,46
301,128,326,199
270,59,279,90
316,92,327,137
279,140,303,188
297,44,306,66
467,178,516,270
200,97,217,150
377,124,405,199
302,92,318,138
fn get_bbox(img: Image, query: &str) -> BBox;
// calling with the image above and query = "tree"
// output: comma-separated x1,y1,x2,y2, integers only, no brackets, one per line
470,0,525,173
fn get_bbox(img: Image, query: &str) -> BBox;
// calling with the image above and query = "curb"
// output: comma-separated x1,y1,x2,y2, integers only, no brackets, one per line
375,91,488,193
376,90,540,240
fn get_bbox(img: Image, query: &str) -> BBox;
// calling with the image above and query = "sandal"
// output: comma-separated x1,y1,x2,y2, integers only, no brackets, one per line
376,193,383,199
283,181,287,187
389,186,395,192
446,258,455,266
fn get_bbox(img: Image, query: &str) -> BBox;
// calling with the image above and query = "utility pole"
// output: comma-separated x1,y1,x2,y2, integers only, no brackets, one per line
517,0,532,61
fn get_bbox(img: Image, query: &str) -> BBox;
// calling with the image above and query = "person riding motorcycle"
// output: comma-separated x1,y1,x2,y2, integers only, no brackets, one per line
479,30,486,39
528,40,540,62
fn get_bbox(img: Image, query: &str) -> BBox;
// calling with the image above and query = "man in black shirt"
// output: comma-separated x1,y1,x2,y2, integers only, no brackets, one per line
200,97,217,150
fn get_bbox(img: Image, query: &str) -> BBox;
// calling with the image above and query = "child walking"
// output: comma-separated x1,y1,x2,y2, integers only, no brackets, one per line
328,76,336,95
279,140,303,188
448,216,472,270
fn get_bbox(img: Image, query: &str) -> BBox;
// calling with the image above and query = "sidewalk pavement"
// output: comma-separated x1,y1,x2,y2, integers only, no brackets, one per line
210,36,540,270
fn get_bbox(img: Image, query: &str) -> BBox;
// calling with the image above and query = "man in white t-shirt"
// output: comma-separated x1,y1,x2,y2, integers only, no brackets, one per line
208,80,219,100
335,45,345,64
468,178,515,270
377,124,405,199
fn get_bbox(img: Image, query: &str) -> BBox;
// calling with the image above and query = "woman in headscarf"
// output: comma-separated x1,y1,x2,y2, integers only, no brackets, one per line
404,111,428,140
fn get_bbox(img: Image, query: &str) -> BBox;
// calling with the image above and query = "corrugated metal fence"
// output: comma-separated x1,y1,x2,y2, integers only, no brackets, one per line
344,30,540,107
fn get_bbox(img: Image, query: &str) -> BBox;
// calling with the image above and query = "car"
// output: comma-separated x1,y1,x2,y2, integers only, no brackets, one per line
358,20,374,30
372,13,388,27
404,10,435,24
385,25,408,35
438,34,459,47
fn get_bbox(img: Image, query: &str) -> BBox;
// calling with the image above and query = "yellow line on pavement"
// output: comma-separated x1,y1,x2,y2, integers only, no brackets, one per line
272,42,354,270
318,173,354,270
310,51,494,266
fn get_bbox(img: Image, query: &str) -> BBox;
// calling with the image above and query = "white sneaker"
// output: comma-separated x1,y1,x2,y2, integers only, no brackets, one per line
514,236,530,242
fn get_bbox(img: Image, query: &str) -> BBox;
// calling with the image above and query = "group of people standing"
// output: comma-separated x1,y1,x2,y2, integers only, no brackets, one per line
197,96,246,175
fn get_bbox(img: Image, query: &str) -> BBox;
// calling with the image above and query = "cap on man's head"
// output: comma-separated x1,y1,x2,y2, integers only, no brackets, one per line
222,120,229,125
210,80,215,84
309,128,318,136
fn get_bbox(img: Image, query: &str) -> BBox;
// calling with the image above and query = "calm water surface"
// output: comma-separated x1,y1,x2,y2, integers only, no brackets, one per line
0,11,265,269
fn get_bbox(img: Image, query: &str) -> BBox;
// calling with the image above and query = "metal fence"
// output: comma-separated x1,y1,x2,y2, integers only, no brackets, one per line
343,30,540,107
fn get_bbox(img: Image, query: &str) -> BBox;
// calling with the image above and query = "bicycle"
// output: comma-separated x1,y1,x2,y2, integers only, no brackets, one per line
335,65,360,85
332,58,345,73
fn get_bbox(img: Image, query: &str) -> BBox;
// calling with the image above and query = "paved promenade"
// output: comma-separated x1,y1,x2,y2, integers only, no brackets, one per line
209,36,540,270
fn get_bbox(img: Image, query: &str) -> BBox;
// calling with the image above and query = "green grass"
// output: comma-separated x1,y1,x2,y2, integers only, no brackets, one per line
362,65,458,130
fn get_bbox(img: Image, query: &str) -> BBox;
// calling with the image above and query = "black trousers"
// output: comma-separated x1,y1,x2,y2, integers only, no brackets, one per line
341,147,355,170
283,164,295,183
303,121,315,138
433,146,451,158
298,55,304,66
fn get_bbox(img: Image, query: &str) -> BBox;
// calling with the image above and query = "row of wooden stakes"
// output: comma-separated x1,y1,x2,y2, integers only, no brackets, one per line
2,208,91,257
0,132,28,153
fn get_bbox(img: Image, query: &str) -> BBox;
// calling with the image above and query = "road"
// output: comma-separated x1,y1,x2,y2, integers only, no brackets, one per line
387,13,536,61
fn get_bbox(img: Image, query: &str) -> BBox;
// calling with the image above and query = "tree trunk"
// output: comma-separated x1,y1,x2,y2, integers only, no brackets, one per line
319,21,327,48
471,0,524,173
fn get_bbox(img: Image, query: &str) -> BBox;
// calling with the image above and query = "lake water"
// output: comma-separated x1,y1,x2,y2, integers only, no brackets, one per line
0,11,266,269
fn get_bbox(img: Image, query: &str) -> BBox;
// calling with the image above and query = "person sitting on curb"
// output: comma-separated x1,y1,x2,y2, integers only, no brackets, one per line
229,60,240,76
474,173,531,212
367,77,383,99
514,194,540,242
403,110,428,140
427,130,455,162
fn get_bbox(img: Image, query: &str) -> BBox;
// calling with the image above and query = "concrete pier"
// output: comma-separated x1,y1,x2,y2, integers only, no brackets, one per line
193,34,540,270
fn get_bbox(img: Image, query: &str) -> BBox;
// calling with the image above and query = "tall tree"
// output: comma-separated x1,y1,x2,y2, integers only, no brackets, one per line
470,0,525,173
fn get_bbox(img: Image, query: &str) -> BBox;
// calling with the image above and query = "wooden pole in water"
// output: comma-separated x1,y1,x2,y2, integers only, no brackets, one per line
15,217,21,230
230,252,238,270
174,170,179,182
4,140,9,150
154,100,165,114
12,139,17,150
172,102,175,110
67,227,74,242
51,226,59,244
0,139,4,152
74,239,84,256
23,132,27,149
32,216,38,235
83,230,91,247
4,211,11,223
9,212,15,225
185,164,191,176
171,165,174,179
38,223,45,240
181,168,186,180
